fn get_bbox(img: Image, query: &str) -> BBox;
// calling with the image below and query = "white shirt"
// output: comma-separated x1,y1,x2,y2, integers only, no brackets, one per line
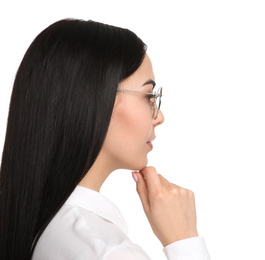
32,186,210,260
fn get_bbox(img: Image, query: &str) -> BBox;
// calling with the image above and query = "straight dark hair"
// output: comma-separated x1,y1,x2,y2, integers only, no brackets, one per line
0,19,146,260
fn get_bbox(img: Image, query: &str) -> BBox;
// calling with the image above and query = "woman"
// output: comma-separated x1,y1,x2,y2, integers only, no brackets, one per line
0,19,210,259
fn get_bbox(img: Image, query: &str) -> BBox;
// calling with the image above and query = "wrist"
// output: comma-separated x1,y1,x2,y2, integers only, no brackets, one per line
161,232,199,247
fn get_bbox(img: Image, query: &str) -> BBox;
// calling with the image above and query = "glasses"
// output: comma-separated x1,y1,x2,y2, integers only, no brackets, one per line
117,87,162,119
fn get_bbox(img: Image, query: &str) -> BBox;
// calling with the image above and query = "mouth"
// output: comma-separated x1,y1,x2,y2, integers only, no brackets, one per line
147,136,155,148
147,136,155,150
146,141,153,150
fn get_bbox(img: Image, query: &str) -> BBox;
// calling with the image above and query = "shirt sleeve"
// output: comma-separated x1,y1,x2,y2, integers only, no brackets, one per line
102,243,152,260
102,237,210,260
163,237,211,260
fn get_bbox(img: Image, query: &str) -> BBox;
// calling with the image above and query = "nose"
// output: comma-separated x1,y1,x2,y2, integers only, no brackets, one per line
154,109,165,127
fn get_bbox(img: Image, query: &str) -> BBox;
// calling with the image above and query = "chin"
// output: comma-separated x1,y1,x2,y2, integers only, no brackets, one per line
130,157,148,171
118,152,149,171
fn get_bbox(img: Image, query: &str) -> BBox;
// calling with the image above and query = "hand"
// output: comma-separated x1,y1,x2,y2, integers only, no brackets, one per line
132,166,198,247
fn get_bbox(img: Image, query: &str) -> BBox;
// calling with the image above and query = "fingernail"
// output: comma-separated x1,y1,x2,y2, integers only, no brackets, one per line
132,172,138,183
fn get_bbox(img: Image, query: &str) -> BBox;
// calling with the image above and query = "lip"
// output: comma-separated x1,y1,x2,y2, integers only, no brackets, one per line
147,141,153,150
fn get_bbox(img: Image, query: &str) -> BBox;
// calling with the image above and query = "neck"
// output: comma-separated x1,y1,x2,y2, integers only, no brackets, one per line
78,153,116,192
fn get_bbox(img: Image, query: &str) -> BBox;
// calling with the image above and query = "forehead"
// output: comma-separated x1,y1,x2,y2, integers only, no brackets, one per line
136,54,155,82
121,54,155,90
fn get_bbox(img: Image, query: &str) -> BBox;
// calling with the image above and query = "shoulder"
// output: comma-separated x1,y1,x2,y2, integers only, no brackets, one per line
32,204,129,259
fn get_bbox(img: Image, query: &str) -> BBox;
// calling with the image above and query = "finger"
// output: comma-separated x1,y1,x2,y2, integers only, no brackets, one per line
158,174,183,190
133,172,150,214
139,167,162,195
157,174,172,188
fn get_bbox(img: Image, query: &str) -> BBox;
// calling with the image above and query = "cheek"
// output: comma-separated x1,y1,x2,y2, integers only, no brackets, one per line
103,99,153,169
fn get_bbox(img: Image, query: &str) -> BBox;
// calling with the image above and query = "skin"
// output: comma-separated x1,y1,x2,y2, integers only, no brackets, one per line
79,54,198,246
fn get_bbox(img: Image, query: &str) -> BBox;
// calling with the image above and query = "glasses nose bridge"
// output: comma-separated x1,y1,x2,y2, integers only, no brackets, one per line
116,87,162,120
153,87,162,119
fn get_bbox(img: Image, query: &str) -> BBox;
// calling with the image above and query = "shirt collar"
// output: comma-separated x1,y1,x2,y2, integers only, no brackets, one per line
65,185,128,234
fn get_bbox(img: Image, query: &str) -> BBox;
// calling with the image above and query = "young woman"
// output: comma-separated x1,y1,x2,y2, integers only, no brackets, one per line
0,19,210,260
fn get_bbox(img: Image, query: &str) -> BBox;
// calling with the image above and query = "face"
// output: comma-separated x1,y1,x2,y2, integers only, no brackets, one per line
101,54,164,171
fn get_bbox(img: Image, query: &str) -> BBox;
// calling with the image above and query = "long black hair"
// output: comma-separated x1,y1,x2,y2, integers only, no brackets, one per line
0,18,146,260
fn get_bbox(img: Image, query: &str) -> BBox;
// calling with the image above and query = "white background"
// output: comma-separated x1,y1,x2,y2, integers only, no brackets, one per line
0,1,264,259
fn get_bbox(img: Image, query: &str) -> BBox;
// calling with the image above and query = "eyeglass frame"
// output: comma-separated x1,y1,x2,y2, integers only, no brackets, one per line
117,87,162,119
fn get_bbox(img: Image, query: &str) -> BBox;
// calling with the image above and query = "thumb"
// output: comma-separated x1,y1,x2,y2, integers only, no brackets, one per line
132,172,150,215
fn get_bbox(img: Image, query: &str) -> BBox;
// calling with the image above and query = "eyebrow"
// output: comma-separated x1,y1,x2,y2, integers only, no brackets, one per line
142,79,156,90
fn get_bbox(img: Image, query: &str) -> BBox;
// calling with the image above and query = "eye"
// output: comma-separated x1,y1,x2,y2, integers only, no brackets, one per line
146,94,155,104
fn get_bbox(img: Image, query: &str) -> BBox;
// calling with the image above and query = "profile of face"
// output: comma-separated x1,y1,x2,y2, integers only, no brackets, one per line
101,54,165,171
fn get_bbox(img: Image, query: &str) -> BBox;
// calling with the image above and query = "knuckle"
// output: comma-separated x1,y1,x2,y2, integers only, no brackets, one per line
179,188,187,196
169,186,179,196
142,166,156,175
136,185,144,195
146,166,156,173
154,188,164,200
184,189,195,201
187,189,195,197
164,184,196,202
176,187,194,198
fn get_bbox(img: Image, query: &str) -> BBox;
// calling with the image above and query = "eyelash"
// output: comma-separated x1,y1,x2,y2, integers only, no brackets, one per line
146,94,155,103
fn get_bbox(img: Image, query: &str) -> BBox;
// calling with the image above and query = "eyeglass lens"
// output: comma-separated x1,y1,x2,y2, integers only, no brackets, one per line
154,88,162,119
